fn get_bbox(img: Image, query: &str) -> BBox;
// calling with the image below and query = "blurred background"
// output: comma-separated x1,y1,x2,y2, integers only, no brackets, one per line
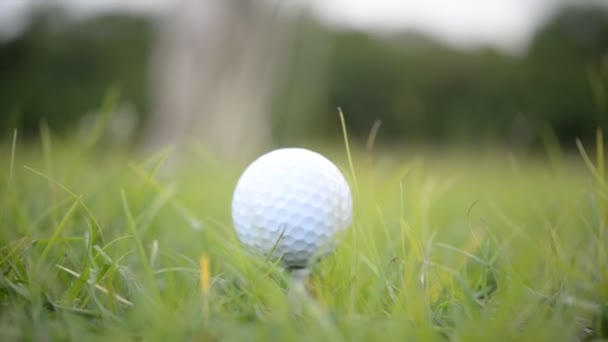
1,0,607,158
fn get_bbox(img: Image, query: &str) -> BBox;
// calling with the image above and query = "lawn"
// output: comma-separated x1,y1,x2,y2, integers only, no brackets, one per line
0,127,606,341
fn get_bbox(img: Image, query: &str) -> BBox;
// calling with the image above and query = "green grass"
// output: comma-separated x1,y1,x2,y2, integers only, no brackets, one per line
0,128,607,341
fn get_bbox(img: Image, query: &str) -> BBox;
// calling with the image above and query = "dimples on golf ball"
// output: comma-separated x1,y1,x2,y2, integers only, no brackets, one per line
231,148,352,268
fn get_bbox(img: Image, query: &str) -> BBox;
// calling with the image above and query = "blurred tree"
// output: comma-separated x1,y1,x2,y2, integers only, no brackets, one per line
0,6,152,140
327,32,525,143
1,4,607,150
274,28,526,146
273,4,608,148
524,5,608,143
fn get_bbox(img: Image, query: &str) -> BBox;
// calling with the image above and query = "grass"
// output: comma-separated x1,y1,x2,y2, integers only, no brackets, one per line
0,126,607,341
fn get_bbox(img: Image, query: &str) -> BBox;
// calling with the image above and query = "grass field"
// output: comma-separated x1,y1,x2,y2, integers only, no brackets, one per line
0,127,606,341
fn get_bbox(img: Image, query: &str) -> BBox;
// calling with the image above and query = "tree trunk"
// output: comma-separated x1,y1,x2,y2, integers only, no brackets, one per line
145,0,292,159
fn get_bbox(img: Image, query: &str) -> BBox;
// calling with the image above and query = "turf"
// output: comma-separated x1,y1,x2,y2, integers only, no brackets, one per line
0,127,606,341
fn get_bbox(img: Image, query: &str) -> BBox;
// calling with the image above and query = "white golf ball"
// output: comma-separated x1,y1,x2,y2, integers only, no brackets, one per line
231,148,352,268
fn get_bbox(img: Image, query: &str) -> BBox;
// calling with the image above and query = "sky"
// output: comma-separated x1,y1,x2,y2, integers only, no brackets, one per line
1,0,606,53
310,0,557,52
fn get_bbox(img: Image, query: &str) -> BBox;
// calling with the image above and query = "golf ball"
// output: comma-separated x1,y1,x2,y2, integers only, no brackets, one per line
231,148,352,268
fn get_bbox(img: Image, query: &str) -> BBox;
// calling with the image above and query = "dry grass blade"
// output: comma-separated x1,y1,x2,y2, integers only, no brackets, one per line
56,264,133,307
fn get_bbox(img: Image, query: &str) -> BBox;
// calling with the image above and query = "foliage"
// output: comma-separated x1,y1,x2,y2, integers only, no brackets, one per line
0,7,152,139
275,5,608,147
0,5,607,147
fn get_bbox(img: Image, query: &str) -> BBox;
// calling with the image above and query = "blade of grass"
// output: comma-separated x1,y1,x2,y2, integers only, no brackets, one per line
576,138,603,185
34,196,81,273
0,129,18,223
56,264,133,307
51,304,104,319
40,121,57,227
85,86,121,150
200,254,210,314
24,166,103,235
131,146,174,196
120,189,161,302
128,164,202,230
596,129,605,189
338,107,359,196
